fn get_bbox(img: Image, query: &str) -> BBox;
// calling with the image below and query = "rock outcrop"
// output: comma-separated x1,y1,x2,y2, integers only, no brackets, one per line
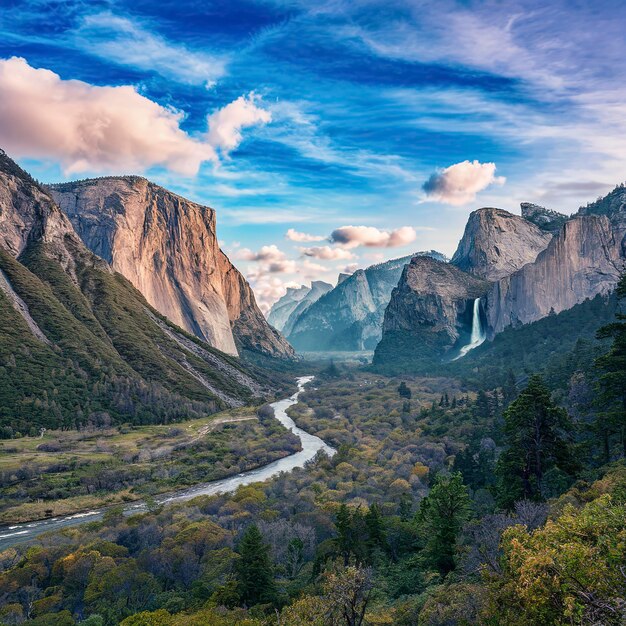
451,208,552,281
520,202,568,233
287,251,446,351
373,256,490,365
49,177,294,359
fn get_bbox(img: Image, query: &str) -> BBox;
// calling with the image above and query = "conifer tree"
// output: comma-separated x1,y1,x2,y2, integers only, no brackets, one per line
235,524,276,606
495,375,576,508
416,472,470,575
595,273,626,457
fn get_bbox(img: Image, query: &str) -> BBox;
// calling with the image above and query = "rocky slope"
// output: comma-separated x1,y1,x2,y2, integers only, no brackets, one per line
373,256,490,365
0,150,271,433
49,178,294,360
287,252,446,351
451,207,552,281
521,202,569,233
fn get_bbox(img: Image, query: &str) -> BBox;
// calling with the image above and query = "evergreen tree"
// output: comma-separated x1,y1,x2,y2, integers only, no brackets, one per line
364,503,387,560
235,524,276,606
416,472,470,575
495,375,576,509
595,273,626,457
503,369,518,404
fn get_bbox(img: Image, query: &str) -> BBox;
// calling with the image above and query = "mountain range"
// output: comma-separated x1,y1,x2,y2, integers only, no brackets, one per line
374,199,626,368
278,251,448,352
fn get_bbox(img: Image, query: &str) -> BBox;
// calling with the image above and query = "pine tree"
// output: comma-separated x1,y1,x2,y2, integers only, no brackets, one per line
365,503,387,560
495,375,576,508
416,472,470,575
595,273,626,457
235,524,276,606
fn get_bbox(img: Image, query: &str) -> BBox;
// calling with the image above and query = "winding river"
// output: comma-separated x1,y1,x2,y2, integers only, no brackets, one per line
0,376,334,551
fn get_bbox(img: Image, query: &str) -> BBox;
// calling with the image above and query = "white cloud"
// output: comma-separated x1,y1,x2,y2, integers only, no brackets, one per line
329,225,416,248
75,13,225,87
0,57,215,175
341,263,359,274
422,160,506,206
300,246,356,261
207,93,271,155
301,260,327,274
0,58,271,176
285,228,326,242
236,244,286,263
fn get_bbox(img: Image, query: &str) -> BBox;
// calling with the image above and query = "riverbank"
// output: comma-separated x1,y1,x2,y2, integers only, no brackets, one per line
0,406,300,525
0,376,335,550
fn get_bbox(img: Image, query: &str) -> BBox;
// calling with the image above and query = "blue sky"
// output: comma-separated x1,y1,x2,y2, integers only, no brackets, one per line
1,0,625,310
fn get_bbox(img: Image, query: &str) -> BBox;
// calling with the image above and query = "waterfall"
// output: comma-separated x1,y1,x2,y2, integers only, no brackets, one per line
454,298,486,360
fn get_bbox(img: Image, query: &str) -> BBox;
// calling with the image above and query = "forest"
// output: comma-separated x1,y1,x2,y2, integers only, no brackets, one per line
0,275,624,625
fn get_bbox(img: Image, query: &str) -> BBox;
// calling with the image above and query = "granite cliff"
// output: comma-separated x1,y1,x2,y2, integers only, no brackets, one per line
49,177,294,359
373,256,490,365
451,207,552,281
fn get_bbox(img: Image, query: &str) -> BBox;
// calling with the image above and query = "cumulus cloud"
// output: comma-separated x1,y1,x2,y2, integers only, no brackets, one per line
341,263,359,274
75,13,225,87
236,244,286,263
285,228,325,242
422,160,505,205
329,225,416,249
300,246,356,261
207,93,271,155
0,57,270,176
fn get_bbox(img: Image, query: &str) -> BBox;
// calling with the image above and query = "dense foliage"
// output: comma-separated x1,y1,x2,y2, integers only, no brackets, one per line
1,277,625,624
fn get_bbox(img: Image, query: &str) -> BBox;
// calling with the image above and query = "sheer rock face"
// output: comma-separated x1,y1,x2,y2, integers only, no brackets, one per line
376,256,490,360
451,208,552,281
287,252,446,352
0,151,108,281
485,214,624,335
49,177,294,359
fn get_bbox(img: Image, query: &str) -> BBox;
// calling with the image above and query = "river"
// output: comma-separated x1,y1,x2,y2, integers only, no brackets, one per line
0,376,334,551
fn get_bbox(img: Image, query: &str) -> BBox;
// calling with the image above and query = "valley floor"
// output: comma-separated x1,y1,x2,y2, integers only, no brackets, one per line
0,406,300,524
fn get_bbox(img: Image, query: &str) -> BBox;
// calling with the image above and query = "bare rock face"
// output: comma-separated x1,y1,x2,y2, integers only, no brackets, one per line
281,281,334,338
485,214,624,335
49,177,294,359
451,208,552,281
374,256,490,364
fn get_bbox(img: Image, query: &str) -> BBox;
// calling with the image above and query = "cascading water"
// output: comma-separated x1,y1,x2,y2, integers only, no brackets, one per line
454,297,486,360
